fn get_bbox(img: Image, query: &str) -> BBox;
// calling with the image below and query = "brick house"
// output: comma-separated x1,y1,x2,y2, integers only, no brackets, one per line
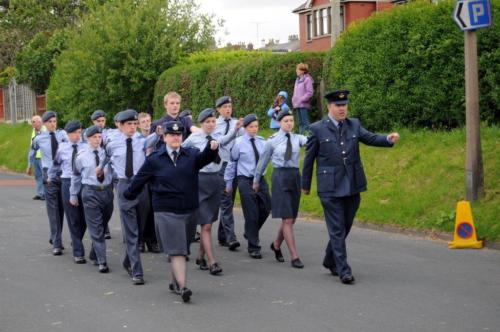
293,0,393,51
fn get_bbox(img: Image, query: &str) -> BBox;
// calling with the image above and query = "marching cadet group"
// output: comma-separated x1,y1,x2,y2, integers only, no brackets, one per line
27,89,400,303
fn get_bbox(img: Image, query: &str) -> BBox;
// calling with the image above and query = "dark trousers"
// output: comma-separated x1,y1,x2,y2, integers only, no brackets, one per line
218,162,237,243
320,194,361,278
43,169,64,249
139,184,155,245
82,185,114,264
61,179,86,258
117,180,146,278
238,177,271,252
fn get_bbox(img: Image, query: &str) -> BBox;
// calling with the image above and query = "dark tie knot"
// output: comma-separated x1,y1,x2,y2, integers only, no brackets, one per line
93,150,99,156
206,135,213,141
49,132,55,136
250,137,255,142
126,137,132,143
72,144,78,148
224,119,231,123
285,133,291,138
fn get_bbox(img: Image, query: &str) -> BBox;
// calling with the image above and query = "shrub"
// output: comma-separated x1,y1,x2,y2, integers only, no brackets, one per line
323,0,499,130
153,51,325,127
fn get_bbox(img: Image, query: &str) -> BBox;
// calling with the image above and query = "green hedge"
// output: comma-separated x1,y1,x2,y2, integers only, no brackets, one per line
153,51,325,127
323,0,500,130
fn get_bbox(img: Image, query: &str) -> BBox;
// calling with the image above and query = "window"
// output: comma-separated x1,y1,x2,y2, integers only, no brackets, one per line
307,14,313,40
315,10,321,36
322,8,330,35
340,5,344,32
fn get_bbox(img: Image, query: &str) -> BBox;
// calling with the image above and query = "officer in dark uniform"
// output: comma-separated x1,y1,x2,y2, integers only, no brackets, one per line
124,121,220,303
302,90,400,284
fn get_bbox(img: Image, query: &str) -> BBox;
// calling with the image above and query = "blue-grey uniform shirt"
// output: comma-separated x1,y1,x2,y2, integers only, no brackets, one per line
104,131,146,179
254,129,307,183
48,141,87,180
28,130,68,169
214,116,241,162
224,133,266,189
70,146,113,200
182,127,237,173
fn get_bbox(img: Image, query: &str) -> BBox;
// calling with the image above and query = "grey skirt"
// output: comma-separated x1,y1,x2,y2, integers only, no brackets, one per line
198,173,222,225
271,168,301,219
154,211,193,256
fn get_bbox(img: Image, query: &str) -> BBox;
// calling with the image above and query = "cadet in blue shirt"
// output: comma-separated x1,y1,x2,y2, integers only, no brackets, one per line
267,91,290,130
225,114,271,259
124,121,220,303
214,96,242,250
182,108,241,275
103,109,148,285
48,121,87,263
71,126,114,273
254,109,308,269
27,111,68,255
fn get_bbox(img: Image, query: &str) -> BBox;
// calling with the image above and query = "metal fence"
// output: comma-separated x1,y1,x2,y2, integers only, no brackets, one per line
2,78,37,124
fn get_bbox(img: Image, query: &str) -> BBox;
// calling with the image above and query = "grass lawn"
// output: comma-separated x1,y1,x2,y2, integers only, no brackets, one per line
1,122,498,241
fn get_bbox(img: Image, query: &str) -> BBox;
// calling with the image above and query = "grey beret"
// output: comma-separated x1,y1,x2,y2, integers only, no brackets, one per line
215,96,232,108
197,108,216,123
116,109,138,123
85,125,103,138
42,111,57,122
276,108,294,121
243,114,258,127
64,120,82,133
91,110,106,121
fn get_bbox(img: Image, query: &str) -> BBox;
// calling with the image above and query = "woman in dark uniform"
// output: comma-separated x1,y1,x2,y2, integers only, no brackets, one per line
253,109,308,268
124,121,219,302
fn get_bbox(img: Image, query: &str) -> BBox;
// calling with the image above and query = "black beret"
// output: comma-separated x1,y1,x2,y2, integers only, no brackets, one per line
116,109,138,123
197,108,216,123
324,90,350,105
179,109,192,118
85,125,103,138
163,121,184,135
243,114,258,127
64,121,82,133
113,112,122,122
276,108,294,121
215,96,232,108
91,110,106,121
42,111,57,122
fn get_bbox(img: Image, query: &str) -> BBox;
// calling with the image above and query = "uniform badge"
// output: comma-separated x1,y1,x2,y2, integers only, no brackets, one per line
339,93,345,99
173,123,179,131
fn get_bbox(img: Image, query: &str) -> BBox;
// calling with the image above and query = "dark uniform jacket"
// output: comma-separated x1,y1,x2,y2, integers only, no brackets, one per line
124,142,218,213
302,117,392,197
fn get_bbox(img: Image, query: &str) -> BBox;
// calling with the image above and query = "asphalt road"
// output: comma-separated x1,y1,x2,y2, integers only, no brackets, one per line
0,172,499,332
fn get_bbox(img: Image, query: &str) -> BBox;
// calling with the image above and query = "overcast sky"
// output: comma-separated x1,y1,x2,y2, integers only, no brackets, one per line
198,0,301,48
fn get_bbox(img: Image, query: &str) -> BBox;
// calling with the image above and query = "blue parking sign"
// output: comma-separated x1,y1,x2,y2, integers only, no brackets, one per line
453,0,492,31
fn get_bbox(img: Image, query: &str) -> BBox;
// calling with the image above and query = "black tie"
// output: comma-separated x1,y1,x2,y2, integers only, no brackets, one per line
224,119,231,135
338,121,343,132
94,150,104,183
50,132,58,160
250,137,259,164
172,150,178,164
71,144,78,173
206,135,221,164
125,137,133,178
284,133,292,161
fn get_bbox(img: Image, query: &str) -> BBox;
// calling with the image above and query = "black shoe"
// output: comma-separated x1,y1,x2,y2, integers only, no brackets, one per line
138,242,146,253
52,248,63,256
123,262,132,277
209,262,223,275
132,276,145,285
270,243,284,262
322,258,338,276
40,196,45,201
180,287,192,303
340,274,355,285
147,243,161,253
74,256,86,264
218,241,228,247
196,258,209,271
98,263,109,273
104,232,111,240
228,240,240,251
249,251,262,259
33,195,43,200
291,258,304,269
169,280,180,293
194,231,201,242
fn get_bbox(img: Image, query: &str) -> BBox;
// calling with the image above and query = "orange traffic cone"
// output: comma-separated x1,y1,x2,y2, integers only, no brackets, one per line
448,201,483,249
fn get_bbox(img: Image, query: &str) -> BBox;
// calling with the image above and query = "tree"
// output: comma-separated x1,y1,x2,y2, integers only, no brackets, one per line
47,0,217,123
0,0,108,70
